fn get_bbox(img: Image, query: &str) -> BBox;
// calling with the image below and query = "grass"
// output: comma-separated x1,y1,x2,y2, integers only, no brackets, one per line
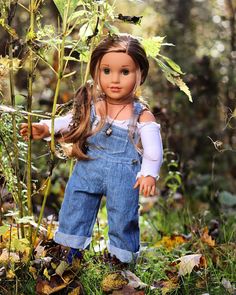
0,196,235,294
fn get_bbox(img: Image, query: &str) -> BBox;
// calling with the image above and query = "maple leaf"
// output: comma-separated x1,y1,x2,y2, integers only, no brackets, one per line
177,254,205,276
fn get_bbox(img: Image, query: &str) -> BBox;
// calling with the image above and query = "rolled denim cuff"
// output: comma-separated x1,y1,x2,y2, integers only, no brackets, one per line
54,230,92,249
108,241,139,263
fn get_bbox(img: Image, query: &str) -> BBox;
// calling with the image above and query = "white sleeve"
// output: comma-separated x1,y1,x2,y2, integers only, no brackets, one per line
136,121,163,179
40,113,73,141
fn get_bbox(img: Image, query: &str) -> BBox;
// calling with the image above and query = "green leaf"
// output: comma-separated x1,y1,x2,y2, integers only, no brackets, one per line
53,0,81,20
80,50,90,62
104,22,120,35
79,23,94,41
158,54,184,75
0,225,9,235
141,36,165,58
67,9,88,23
12,238,30,252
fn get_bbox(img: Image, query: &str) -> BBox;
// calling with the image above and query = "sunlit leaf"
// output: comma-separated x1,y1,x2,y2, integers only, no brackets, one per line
173,76,193,102
79,23,94,41
53,0,81,20
141,36,166,57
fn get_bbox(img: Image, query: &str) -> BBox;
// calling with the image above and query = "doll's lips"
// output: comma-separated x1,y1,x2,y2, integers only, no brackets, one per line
110,87,121,92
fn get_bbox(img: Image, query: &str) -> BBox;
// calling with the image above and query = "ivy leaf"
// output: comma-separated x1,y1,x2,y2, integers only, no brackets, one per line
141,36,167,58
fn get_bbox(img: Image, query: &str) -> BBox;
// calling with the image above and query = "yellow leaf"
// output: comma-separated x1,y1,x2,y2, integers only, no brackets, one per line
29,266,38,280
101,272,128,293
6,269,15,279
43,268,51,281
155,235,187,250
68,286,81,295
174,76,192,102
177,254,202,276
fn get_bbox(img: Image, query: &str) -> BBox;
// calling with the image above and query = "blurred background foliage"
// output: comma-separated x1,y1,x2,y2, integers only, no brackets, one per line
0,0,236,219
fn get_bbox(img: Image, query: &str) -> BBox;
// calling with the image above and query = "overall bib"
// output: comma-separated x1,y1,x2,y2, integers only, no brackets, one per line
54,102,144,262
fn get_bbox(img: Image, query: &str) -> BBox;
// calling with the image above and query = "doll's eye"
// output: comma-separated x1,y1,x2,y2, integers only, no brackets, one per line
103,68,110,75
122,69,129,75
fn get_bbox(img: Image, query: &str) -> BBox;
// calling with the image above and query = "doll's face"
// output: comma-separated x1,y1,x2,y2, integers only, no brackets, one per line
99,51,138,102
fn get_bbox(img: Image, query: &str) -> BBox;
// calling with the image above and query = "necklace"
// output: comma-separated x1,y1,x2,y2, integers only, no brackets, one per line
105,104,128,136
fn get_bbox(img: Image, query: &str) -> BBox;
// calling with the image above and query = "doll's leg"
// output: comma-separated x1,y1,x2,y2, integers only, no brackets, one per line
54,187,102,249
106,164,140,263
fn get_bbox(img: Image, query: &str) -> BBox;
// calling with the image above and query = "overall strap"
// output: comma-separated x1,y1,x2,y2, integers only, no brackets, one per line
128,101,147,143
90,101,96,126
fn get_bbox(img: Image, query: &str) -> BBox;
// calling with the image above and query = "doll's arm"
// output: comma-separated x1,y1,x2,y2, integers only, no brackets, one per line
133,111,163,197
40,112,73,141
137,121,163,179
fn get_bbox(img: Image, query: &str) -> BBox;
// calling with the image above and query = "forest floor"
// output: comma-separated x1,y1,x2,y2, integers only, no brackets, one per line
0,195,236,295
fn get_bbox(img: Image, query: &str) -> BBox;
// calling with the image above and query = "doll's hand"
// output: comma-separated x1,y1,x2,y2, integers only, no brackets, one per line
20,123,50,140
133,175,156,197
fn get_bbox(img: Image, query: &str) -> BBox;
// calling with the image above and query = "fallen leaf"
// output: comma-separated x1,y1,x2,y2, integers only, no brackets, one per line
121,270,147,289
101,272,128,293
153,277,179,295
36,275,67,295
55,261,69,277
177,254,203,276
201,227,215,247
68,286,81,295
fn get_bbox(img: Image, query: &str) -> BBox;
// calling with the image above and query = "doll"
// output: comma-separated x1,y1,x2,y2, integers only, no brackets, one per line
20,34,163,264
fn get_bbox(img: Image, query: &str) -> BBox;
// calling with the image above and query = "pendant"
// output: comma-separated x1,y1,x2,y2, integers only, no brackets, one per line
105,127,113,136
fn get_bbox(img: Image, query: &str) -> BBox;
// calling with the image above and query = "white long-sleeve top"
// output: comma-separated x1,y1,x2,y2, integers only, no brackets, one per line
41,113,163,179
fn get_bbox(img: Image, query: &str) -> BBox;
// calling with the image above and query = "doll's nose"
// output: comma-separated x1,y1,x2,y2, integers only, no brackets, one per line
111,72,120,83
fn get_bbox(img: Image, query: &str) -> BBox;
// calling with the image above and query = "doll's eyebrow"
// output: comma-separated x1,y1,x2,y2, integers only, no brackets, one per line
100,64,131,67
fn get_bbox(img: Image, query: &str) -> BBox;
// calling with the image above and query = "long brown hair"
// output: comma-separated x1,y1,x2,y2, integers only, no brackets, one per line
63,34,149,160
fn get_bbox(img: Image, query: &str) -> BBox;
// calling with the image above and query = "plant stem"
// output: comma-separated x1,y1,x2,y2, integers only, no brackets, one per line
28,177,51,262
26,0,36,243
9,38,25,238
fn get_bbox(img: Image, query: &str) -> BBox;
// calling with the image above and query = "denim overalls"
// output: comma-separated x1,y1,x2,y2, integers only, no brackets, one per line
54,102,145,263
